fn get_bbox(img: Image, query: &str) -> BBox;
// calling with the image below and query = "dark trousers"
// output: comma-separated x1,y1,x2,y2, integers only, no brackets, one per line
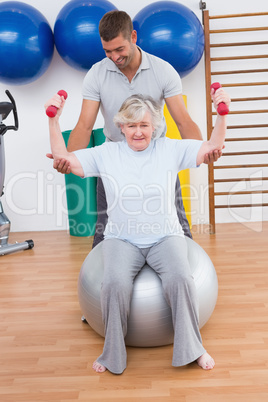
92,176,192,248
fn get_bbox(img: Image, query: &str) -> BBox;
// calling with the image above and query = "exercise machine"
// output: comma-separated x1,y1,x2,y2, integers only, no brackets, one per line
0,90,34,255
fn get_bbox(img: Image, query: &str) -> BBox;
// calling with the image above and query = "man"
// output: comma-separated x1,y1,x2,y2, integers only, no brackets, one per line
50,10,220,246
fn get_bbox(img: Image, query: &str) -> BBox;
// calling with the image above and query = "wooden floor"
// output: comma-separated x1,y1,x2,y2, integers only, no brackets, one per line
1,223,268,401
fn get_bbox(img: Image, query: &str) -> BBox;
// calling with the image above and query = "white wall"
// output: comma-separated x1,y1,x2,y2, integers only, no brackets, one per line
0,0,267,233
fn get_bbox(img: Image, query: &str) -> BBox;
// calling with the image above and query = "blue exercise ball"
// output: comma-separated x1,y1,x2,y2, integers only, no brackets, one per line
0,1,54,85
133,1,204,78
54,0,117,71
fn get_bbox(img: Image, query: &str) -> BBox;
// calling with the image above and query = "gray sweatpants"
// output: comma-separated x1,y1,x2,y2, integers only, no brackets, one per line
92,176,192,248
97,236,206,374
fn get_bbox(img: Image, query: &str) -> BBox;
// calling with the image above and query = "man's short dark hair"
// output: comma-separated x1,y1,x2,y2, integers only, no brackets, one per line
99,10,133,42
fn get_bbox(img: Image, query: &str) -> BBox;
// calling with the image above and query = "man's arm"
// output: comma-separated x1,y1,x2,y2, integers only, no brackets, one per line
67,99,100,151
165,94,202,140
165,94,224,163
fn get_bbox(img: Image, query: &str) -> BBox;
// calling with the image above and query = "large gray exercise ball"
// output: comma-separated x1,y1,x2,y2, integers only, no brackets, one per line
78,237,218,347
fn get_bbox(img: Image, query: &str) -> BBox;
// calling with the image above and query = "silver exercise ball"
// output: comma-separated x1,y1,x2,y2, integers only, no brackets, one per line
78,237,218,347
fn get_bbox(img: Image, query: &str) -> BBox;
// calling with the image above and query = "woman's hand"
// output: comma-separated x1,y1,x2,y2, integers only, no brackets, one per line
44,93,66,118
211,87,231,114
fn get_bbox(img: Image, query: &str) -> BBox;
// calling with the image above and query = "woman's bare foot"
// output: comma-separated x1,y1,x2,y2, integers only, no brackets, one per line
196,352,215,370
92,360,107,373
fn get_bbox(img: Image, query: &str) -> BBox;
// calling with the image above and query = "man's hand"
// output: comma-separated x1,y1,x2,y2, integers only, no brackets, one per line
46,153,71,174
203,145,225,164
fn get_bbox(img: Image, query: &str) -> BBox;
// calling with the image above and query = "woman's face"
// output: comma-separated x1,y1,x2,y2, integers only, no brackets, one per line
120,111,154,152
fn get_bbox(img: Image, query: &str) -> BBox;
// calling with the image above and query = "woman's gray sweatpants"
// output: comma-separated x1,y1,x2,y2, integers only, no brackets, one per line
97,235,206,374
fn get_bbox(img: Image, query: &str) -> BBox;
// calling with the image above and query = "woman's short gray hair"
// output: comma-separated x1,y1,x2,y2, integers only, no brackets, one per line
113,94,162,138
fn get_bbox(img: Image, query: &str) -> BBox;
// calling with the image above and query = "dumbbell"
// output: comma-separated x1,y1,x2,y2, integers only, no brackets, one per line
210,82,229,115
46,90,68,117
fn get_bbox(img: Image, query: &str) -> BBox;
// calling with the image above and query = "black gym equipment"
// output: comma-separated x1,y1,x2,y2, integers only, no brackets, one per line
0,90,34,255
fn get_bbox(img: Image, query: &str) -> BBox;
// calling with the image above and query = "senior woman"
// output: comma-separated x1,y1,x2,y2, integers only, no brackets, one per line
46,89,229,375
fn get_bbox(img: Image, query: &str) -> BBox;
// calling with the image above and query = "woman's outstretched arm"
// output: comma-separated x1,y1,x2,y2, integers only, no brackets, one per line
196,87,230,166
45,93,84,177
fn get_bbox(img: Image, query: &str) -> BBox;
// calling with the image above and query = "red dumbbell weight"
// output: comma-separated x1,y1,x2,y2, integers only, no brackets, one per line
46,90,68,117
210,82,229,116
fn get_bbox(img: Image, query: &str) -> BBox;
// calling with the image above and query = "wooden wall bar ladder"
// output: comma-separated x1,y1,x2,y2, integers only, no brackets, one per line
203,9,268,233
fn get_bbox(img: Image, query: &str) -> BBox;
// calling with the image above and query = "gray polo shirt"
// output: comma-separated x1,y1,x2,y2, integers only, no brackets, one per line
82,48,182,142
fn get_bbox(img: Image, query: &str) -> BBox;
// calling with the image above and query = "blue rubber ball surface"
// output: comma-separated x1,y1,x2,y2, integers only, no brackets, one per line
133,1,205,78
54,0,117,71
0,1,54,85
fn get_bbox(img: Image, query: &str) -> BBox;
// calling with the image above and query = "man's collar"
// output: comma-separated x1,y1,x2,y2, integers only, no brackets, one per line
137,47,150,71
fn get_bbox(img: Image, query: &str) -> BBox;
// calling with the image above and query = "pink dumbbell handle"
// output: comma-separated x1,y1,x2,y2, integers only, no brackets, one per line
46,90,68,117
210,82,229,116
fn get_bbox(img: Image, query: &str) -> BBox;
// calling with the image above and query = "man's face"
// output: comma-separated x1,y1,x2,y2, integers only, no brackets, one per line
101,32,137,70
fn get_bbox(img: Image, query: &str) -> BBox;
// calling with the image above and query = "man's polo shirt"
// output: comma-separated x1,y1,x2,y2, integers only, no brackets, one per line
82,48,182,142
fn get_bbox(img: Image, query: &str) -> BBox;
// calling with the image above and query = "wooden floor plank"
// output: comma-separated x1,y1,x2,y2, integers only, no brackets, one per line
0,223,268,401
